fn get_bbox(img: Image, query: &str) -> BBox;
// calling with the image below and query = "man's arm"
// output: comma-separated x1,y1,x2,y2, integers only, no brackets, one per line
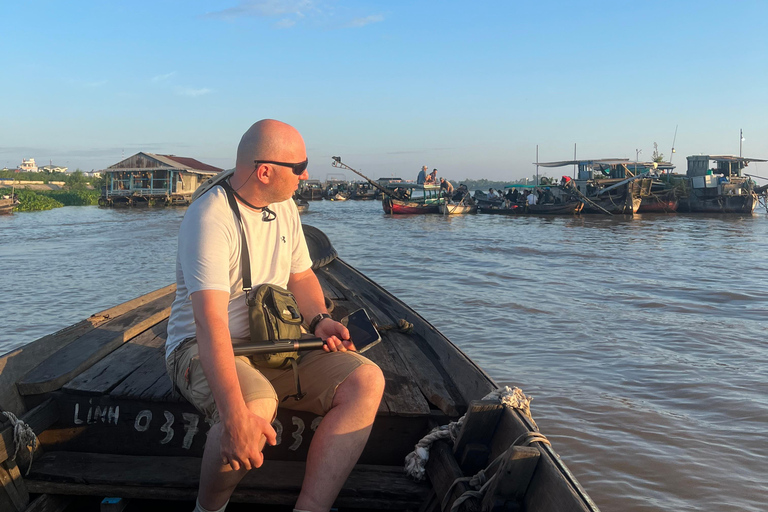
191,290,277,470
287,268,353,352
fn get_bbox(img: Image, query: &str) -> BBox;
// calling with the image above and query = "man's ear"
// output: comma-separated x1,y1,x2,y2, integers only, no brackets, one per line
255,163,271,184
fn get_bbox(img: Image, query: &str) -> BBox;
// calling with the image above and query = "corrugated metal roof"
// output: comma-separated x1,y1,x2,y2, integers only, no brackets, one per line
534,159,630,168
157,154,224,173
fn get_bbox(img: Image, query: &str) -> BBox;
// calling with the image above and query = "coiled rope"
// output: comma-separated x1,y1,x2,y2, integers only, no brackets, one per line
375,319,414,334
404,386,535,481
1,411,37,475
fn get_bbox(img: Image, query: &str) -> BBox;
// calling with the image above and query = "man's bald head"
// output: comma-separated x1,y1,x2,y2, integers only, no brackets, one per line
235,119,306,173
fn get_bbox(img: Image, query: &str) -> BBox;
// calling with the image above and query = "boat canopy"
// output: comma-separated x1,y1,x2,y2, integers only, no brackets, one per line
534,159,629,168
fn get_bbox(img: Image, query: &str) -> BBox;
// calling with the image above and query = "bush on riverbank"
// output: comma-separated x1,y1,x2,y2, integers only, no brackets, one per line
39,189,100,206
8,189,64,212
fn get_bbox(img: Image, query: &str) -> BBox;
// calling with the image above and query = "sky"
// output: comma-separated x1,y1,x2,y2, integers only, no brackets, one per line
2,0,768,181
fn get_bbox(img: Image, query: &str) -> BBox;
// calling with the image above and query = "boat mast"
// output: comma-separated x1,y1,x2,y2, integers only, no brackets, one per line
330,157,394,198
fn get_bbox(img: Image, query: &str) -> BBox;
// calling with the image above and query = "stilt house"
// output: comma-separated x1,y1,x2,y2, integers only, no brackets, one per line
100,153,224,207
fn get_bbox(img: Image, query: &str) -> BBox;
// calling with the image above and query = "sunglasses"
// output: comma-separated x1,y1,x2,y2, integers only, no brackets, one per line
254,159,308,176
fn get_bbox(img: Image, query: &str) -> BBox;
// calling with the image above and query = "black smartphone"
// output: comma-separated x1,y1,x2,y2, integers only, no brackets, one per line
342,309,382,353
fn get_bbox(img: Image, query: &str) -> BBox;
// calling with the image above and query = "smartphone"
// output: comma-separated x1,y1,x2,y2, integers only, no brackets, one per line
342,309,382,353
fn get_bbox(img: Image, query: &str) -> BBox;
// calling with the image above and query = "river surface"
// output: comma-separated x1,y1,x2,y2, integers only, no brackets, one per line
1,201,767,511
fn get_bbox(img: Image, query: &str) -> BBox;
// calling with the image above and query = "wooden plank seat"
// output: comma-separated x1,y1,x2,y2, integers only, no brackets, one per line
25,452,431,509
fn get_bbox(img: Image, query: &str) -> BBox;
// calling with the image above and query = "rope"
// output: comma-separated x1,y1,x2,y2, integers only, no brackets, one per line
403,386,534,481
1,411,37,476
375,319,414,334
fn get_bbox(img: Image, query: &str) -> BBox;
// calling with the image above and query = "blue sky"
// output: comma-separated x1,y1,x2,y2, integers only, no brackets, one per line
2,1,767,181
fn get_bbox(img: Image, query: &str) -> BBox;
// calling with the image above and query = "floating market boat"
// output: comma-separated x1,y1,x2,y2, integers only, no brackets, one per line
382,183,445,214
0,225,598,512
478,201,583,215
674,155,764,213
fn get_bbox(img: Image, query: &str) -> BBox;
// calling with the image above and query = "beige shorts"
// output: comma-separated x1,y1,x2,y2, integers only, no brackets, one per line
166,338,378,422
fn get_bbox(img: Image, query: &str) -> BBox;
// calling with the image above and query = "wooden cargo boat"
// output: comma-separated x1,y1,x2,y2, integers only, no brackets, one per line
382,184,444,214
0,226,598,512
479,201,583,215
674,155,765,214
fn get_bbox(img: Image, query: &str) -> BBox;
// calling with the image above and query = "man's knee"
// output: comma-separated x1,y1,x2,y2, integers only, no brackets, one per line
336,364,385,407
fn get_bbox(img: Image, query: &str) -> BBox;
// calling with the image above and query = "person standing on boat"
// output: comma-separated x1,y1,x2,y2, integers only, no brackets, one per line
439,177,454,197
165,119,385,512
425,168,438,184
416,165,427,184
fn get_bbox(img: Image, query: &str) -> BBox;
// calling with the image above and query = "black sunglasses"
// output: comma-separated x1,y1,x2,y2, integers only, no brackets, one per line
254,159,308,176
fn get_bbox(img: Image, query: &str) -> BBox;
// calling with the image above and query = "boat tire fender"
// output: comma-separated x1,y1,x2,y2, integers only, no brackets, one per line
302,224,338,269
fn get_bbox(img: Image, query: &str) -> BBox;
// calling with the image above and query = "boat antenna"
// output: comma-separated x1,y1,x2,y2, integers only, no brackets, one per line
331,157,394,197
669,125,678,164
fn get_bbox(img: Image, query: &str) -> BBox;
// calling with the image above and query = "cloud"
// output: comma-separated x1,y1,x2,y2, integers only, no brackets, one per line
152,72,176,82
176,87,212,97
205,0,315,20
347,14,384,28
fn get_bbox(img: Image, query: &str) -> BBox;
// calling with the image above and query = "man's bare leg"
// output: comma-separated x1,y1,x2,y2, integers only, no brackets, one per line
295,364,386,512
197,398,277,510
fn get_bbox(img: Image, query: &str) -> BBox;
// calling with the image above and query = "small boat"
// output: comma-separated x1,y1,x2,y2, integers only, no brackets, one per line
294,197,310,213
479,201,583,215
0,226,599,512
0,194,19,214
439,202,477,215
382,184,444,214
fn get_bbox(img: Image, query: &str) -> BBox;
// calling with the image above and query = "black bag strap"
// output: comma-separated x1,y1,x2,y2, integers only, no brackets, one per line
219,180,252,295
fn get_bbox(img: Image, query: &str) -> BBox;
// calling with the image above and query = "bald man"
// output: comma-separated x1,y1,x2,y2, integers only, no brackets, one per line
166,120,385,512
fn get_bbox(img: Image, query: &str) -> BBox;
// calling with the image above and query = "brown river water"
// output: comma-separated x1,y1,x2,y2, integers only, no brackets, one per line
1,201,767,511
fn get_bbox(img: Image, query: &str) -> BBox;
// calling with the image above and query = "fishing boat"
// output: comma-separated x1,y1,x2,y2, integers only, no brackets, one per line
0,225,598,512
0,194,19,215
382,183,445,214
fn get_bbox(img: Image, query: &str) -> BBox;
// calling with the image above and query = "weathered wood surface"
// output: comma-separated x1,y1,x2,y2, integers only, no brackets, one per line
26,452,430,509
22,493,72,512
318,261,495,409
480,446,540,511
63,320,169,396
0,399,59,465
489,408,597,512
0,460,28,512
18,290,176,396
1,285,177,415
453,400,504,475
425,440,480,512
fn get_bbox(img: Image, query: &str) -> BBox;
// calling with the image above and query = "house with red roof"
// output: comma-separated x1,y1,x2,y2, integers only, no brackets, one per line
100,152,224,206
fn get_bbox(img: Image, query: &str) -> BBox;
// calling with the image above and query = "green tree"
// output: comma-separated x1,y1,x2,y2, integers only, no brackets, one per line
652,142,665,163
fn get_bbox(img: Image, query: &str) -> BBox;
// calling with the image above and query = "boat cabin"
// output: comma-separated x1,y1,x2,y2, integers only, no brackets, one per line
100,153,223,207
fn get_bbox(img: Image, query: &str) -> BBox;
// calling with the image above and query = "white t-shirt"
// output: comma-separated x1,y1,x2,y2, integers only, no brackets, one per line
527,193,538,205
165,186,312,359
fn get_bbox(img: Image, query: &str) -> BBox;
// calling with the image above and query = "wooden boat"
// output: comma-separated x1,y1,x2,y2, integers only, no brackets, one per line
673,155,765,213
382,184,444,214
0,225,598,512
0,195,19,214
438,203,477,215
294,197,310,213
479,201,583,215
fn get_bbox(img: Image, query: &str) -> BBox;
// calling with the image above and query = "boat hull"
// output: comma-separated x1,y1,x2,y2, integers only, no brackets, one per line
2,226,599,512
438,203,477,214
383,197,441,214
479,201,583,215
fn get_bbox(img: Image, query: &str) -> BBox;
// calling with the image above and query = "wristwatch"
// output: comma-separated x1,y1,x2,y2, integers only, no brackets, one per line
309,313,333,334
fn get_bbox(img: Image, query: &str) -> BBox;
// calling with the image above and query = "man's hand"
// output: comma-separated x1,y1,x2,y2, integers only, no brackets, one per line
220,409,277,471
314,319,355,352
